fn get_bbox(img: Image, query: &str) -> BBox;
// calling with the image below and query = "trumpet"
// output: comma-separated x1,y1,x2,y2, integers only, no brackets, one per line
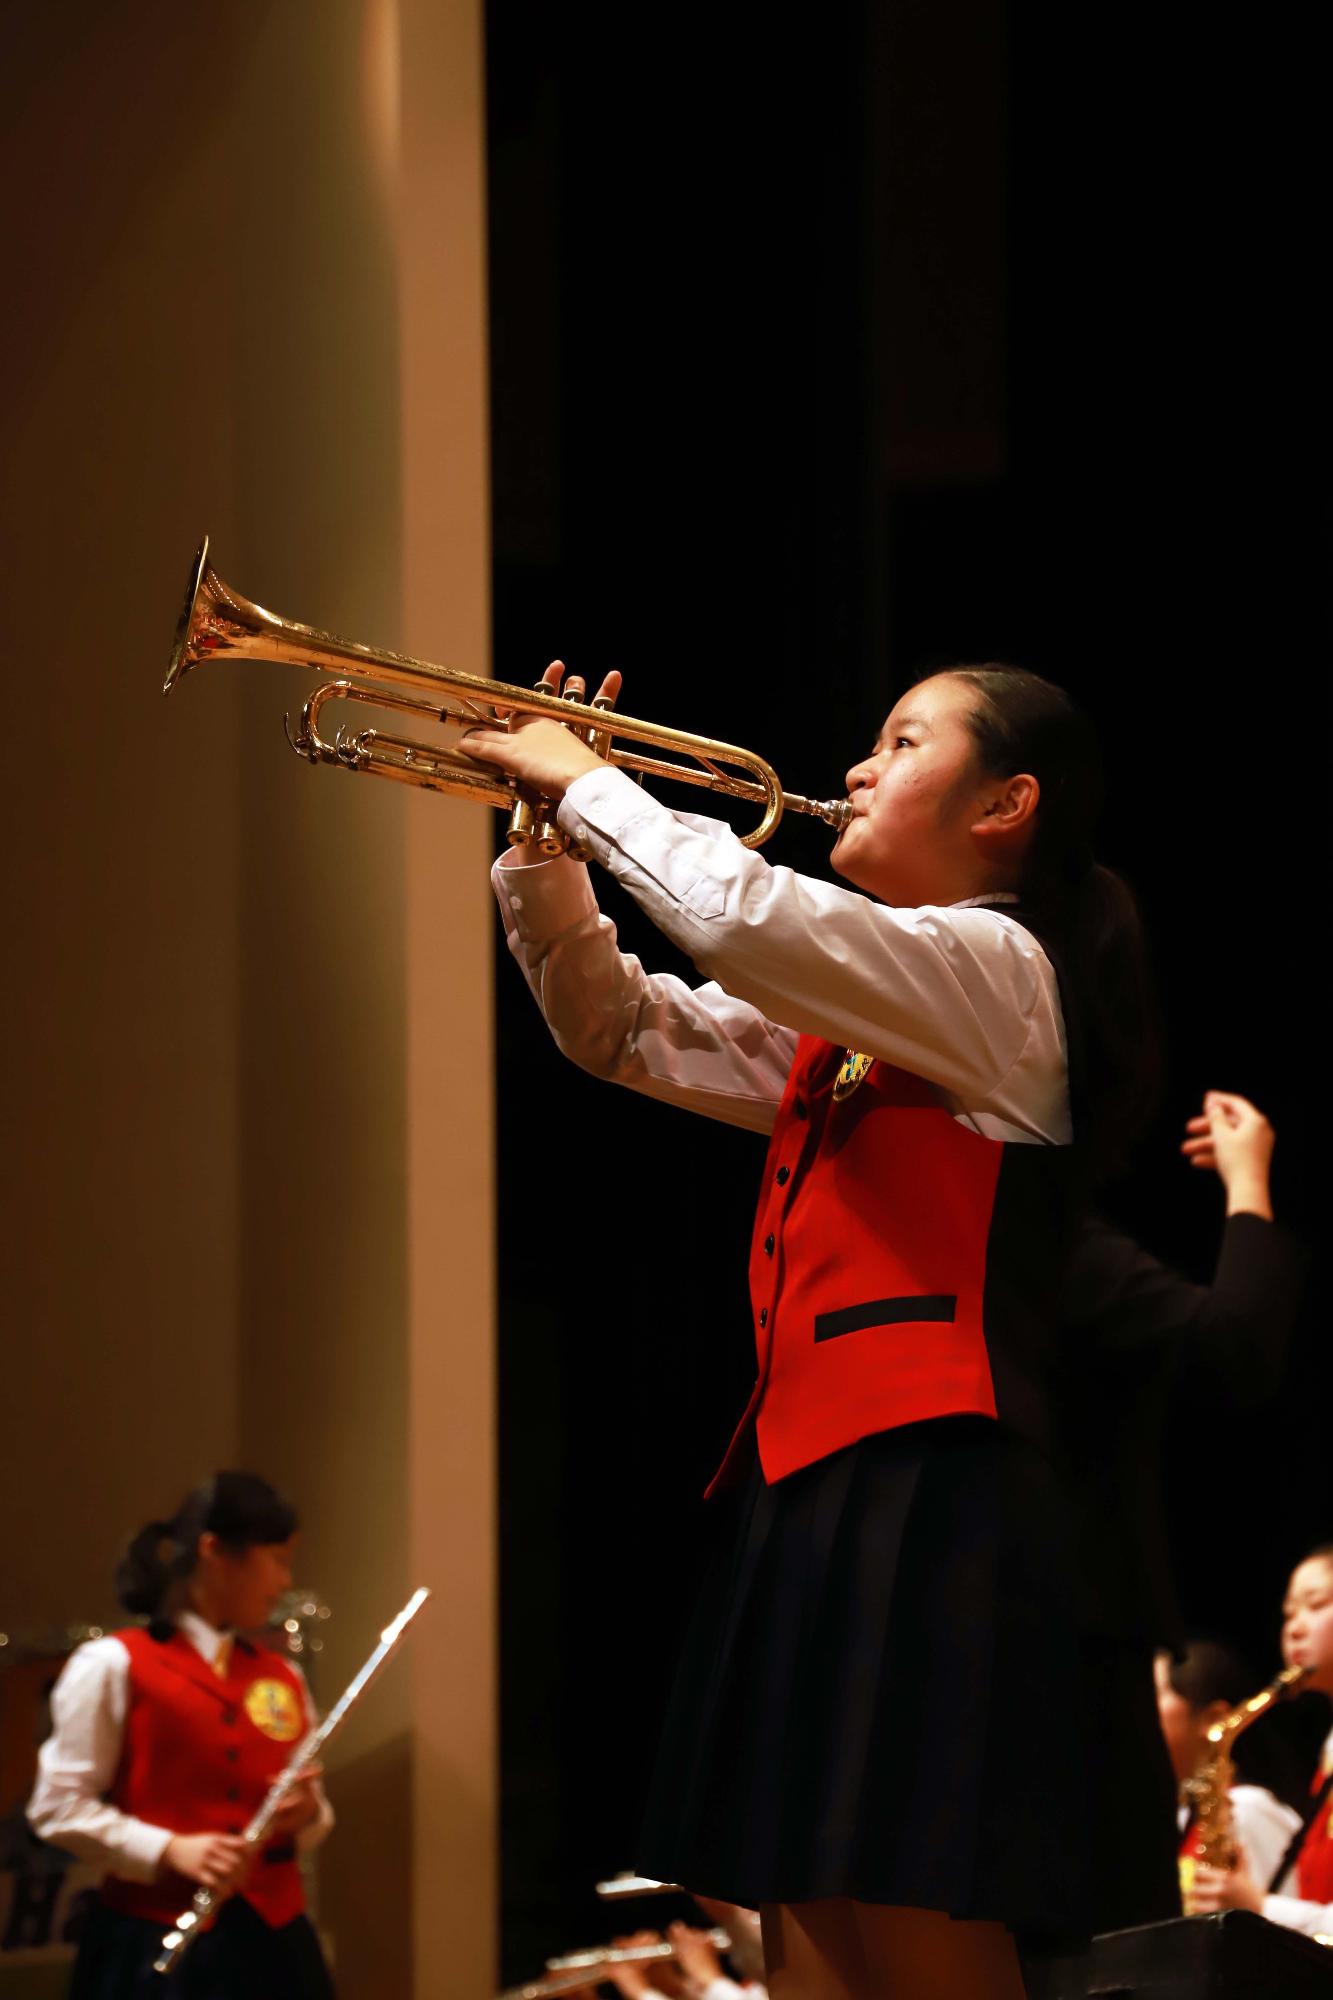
497,1928,731,2000
165,539,852,854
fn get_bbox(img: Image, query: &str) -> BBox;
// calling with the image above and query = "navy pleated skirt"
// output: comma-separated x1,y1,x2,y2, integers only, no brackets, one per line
69,1899,334,2000
637,1417,1098,1941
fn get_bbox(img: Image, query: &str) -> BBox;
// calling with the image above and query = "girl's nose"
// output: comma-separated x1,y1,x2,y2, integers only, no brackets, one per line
845,759,874,794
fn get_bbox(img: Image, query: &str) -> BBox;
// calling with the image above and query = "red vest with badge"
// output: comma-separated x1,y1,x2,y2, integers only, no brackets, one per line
100,1626,308,1927
709,997,1077,1493
1297,1773,1333,1904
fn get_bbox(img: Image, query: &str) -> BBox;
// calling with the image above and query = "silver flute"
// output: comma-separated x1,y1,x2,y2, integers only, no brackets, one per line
153,1588,430,1976
498,1928,731,2000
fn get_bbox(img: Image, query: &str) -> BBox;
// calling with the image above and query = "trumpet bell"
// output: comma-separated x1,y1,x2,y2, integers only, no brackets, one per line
165,537,212,693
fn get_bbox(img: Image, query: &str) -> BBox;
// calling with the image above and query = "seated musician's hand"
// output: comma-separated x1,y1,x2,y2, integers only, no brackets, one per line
267,1764,324,1837
606,1929,683,1998
1180,1091,1274,1219
460,660,622,802
667,1919,725,1993
163,1830,251,1891
1188,1855,1265,1915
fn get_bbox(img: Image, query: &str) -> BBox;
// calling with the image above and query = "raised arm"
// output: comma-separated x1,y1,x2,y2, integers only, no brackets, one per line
1063,1093,1305,1396
473,670,1068,1140
547,766,1065,1135
493,846,797,1134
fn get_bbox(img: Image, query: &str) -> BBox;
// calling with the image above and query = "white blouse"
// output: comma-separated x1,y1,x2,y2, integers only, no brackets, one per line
493,765,1071,1146
26,1610,334,1881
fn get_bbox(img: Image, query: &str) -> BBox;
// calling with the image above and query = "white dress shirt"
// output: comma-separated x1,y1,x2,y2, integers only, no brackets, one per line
27,1611,334,1881
1263,1726,1333,1939
492,766,1070,1146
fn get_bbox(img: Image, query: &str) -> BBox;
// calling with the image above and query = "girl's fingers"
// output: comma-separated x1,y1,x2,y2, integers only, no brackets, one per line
1184,1115,1211,1135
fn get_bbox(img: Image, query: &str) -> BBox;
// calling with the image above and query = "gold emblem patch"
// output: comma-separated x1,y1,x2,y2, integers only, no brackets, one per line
832,1050,873,1101
244,1678,303,1742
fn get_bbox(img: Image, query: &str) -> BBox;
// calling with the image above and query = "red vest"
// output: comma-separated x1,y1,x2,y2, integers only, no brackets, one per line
709,1030,1074,1493
1297,1773,1333,1903
100,1627,308,1927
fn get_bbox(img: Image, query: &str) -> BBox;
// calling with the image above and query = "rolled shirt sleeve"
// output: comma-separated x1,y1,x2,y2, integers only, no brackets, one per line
27,1639,173,1880
493,845,797,1133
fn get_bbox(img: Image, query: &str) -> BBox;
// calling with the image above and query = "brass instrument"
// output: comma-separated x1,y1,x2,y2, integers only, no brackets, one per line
1181,1662,1310,1902
165,539,852,855
153,1588,430,1975
498,1927,731,2000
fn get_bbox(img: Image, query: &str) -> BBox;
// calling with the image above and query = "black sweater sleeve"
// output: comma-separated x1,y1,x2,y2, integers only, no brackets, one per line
1060,1210,1308,1404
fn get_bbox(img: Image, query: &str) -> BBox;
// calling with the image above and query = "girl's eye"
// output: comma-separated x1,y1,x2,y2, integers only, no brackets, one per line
894,736,914,750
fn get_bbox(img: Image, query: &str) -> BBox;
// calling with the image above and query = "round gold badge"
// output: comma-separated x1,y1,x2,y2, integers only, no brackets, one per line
832,1050,873,1101
243,1678,303,1743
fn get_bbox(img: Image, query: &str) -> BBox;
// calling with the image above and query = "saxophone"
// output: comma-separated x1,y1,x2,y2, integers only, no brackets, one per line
1180,1662,1310,1907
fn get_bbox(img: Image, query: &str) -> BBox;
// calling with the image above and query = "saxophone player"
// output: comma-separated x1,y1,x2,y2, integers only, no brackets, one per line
1153,1641,1300,1907
1189,1546,1333,1938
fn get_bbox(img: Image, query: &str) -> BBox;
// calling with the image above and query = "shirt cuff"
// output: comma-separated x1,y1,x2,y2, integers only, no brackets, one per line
117,1817,175,1881
1263,1892,1329,1937
491,849,598,944
559,764,667,854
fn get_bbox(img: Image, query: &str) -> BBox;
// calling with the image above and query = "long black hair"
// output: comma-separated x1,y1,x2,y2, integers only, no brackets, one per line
930,664,1161,1179
115,1471,298,1621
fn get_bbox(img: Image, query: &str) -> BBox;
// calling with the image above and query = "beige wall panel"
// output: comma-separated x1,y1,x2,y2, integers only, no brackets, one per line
0,1,247,1627
3,3,494,1991
398,0,497,1991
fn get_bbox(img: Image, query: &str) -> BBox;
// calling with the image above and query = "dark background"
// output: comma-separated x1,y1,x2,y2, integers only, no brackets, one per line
485,1,1326,1975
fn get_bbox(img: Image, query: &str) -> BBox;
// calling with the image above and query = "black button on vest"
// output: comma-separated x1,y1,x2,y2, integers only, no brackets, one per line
775,1166,790,1185
759,1307,768,1328
763,1233,775,1256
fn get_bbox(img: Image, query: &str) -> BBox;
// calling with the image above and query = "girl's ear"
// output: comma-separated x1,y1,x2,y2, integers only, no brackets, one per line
971,771,1040,845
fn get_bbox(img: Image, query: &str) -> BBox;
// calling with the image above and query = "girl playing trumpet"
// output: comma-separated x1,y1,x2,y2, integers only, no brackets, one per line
467,661,1158,1999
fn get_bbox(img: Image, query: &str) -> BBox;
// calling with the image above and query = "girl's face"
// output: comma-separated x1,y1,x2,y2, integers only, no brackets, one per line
194,1533,297,1634
1281,1556,1333,1695
831,673,1030,907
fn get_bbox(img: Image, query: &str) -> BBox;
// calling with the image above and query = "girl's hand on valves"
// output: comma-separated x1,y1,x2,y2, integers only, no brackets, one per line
461,660,622,801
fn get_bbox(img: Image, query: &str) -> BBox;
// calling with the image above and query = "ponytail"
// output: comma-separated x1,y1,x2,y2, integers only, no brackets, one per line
115,1519,187,1618
114,1471,299,1621
934,663,1162,1180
